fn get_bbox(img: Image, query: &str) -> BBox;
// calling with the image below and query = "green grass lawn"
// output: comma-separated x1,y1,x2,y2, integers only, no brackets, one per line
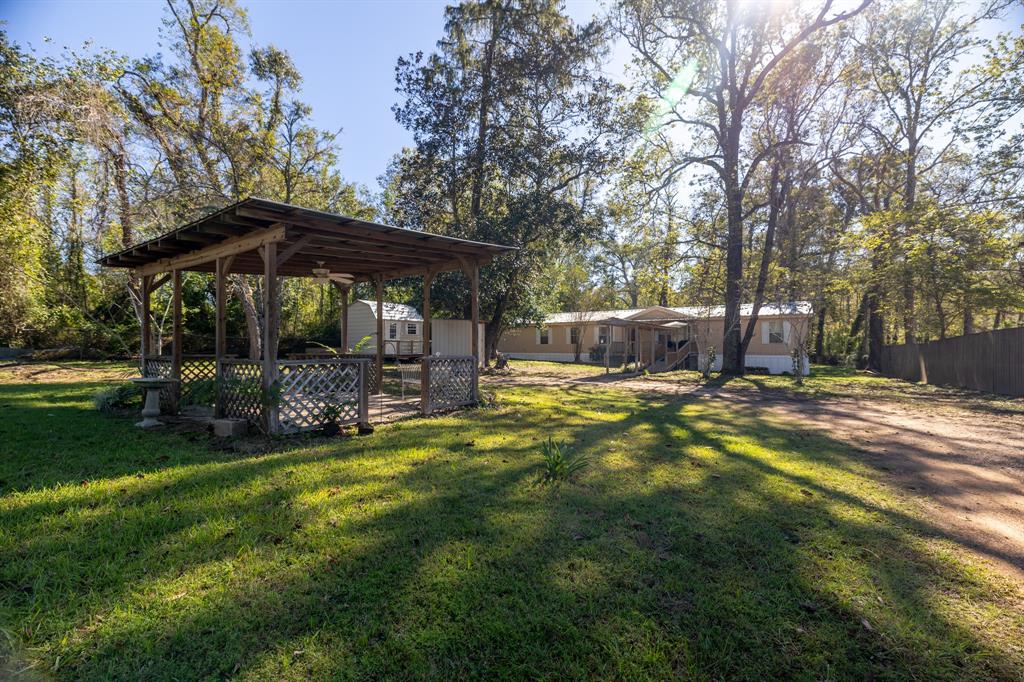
2,364,1023,679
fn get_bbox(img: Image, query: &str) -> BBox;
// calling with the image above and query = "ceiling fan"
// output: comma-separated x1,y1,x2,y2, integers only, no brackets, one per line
311,261,353,285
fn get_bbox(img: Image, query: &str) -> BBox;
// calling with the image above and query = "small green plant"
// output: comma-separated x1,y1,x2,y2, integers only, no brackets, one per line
307,341,340,357
536,437,590,485
182,378,218,407
322,403,344,423
92,383,139,413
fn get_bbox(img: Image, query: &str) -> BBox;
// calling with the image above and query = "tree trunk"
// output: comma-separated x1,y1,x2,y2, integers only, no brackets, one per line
963,306,973,335
721,152,744,374
813,303,827,362
740,160,785,362
867,287,884,372
234,275,263,360
469,6,503,227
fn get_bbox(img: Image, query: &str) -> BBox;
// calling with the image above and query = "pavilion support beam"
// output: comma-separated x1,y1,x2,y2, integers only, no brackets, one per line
214,256,228,418
136,223,286,277
375,275,384,396
140,272,151,372
420,270,434,416
171,269,183,413
262,242,280,434
334,283,351,351
469,263,480,372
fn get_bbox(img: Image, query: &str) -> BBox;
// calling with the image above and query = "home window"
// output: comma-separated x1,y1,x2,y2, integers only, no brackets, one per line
598,326,609,345
407,323,417,335
389,323,398,340
539,328,550,345
768,320,785,344
570,327,580,345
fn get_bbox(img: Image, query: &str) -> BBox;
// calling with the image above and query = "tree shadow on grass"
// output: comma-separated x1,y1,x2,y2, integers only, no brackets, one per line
1,384,1022,679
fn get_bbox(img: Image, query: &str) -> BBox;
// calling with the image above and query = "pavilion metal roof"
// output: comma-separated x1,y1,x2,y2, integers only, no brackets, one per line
98,197,515,282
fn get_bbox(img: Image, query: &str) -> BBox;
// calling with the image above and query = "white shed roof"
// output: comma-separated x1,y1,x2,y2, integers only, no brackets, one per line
355,299,423,321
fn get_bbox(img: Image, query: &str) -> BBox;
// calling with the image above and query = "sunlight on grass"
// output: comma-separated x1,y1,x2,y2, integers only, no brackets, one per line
1,365,1022,679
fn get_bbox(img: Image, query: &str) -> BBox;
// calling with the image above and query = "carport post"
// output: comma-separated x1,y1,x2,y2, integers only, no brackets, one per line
421,269,434,415
171,268,183,413
374,275,384,394
261,242,279,434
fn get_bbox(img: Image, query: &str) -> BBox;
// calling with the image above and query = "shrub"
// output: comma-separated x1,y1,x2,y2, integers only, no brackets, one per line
536,437,590,485
93,383,139,413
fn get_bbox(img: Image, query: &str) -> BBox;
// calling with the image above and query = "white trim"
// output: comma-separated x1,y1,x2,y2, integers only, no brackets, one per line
504,352,586,363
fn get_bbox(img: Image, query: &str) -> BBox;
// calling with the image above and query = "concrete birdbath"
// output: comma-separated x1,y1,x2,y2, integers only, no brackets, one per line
131,377,178,428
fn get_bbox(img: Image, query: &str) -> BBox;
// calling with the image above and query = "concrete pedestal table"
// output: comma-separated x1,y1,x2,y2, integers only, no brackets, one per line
131,377,178,428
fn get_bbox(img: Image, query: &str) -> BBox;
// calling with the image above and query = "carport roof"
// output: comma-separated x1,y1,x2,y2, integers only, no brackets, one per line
98,197,516,282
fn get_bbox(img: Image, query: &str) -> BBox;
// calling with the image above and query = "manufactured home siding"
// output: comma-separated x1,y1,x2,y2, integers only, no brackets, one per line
499,311,811,374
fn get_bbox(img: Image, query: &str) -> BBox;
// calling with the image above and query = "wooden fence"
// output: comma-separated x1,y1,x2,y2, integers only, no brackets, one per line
879,327,1024,397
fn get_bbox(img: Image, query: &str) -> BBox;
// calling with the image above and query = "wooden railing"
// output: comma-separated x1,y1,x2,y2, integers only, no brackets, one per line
422,355,477,415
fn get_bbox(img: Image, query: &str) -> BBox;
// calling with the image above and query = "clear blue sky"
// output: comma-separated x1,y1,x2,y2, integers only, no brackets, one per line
1,0,605,191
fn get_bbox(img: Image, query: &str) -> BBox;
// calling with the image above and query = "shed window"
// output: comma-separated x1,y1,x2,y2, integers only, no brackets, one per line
539,328,550,345
388,323,398,340
768,320,785,344
407,323,417,335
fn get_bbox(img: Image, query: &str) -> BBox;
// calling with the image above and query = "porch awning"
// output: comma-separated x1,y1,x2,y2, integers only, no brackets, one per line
602,317,690,330
98,197,516,282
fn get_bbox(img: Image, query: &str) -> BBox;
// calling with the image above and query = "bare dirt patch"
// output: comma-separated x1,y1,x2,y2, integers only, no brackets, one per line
0,361,136,384
486,364,1024,581
763,397,1024,581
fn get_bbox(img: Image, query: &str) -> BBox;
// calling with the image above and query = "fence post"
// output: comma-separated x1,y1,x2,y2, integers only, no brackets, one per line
421,356,431,416
358,360,370,431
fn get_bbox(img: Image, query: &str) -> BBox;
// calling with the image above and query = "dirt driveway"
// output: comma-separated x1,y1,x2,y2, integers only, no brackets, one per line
486,365,1024,581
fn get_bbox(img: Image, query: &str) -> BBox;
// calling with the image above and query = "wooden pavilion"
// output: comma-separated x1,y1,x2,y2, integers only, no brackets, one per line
99,197,515,434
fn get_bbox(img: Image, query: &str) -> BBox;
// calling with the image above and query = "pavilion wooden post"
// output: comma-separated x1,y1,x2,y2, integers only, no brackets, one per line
171,269,183,412
340,284,351,351
374,275,384,395
140,274,152,373
468,262,480,400
420,269,434,414
262,242,280,434
214,256,228,418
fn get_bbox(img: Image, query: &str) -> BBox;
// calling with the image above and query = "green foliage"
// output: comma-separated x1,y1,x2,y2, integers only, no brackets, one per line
389,1,624,351
535,436,590,485
181,378,218,408
92,383,139,413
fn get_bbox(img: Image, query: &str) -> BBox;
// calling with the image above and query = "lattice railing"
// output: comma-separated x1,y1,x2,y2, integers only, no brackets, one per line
287,352,379,393
274,359,366,434
180,356,217,405
142,356,175,410
219,360,263,427
424,356,477,414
